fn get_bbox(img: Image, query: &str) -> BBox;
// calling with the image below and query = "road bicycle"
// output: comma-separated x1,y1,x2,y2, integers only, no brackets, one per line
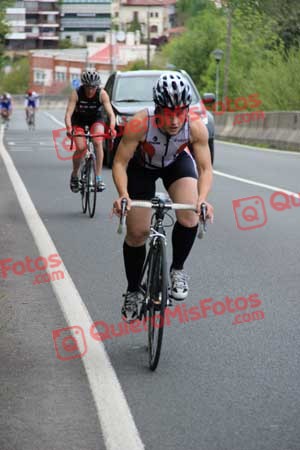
71,126,109,218
1,111,10,129
118,194,208,370
26,107,35,130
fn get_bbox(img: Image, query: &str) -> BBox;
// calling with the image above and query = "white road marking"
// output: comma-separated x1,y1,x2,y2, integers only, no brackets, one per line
216,139,300,155
10,148,32,152
44,111,64,127
0,125,145,450
213,170,299,197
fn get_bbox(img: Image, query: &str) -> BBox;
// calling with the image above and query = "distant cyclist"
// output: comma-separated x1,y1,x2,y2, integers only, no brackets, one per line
25,90,39,123
0,93,12,125
65,69,116,193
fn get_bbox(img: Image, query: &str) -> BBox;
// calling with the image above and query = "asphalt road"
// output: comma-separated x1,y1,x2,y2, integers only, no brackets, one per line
1,109,300,450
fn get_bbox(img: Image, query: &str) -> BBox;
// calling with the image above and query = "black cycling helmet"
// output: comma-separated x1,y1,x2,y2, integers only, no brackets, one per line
153,73,192,109
81,70,101,87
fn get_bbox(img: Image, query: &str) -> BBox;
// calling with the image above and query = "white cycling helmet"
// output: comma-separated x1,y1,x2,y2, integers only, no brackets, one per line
81,70,101,87
153,73,192,109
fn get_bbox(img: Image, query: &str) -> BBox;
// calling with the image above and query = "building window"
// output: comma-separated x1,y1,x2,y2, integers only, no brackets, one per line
150,25,158,33
34,70,45,84
133,11,138,21
155,12,159,17
55,71,66,82
115,12,119,18
150,12,153,17
87,35,94,42
70,73,81,82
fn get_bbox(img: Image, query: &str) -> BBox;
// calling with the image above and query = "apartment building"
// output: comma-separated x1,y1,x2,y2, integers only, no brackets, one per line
60,0,111,45
5,0,111,49
5,0,60,50
5,5,26,49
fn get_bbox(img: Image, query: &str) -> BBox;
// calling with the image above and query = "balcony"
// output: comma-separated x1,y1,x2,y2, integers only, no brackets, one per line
38,11,59,14
39,35,59,39
38,23,59,27
6,32,26,40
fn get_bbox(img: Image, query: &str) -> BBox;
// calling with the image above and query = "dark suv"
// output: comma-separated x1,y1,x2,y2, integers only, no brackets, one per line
102,69,215,167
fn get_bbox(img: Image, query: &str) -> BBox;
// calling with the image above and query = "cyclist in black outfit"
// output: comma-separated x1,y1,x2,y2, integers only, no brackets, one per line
65,70,116,192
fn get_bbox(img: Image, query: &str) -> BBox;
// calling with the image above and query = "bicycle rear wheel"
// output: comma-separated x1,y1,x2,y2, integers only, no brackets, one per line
80,163,88,214
87,157,97,218
146,237,168,371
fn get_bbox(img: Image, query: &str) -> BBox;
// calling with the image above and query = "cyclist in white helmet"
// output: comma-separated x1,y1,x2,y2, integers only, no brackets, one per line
65,69,116,193
112,72,214,322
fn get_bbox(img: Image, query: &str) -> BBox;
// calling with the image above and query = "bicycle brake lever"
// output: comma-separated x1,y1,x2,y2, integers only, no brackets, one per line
117,198,127,234
198,203,208,239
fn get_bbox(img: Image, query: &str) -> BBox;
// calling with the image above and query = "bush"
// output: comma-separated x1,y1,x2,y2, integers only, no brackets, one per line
123,59,148,71
58,38,73,49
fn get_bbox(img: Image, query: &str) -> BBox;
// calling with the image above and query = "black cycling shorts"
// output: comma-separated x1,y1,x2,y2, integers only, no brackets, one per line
127,151,198,200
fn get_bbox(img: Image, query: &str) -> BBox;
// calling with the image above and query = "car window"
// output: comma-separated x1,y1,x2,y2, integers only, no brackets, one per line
114,75,199,103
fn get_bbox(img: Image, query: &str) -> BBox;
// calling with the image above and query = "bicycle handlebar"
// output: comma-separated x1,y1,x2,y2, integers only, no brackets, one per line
70,133,110,138
117,198,208,239
69,131,111,151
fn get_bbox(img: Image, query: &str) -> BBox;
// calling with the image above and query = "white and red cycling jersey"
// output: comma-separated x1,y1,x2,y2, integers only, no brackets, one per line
136,106,191,169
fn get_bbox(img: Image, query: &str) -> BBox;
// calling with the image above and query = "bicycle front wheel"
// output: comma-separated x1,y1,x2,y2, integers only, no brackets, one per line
147,237,168,371
80,163,88,214
87,157,97,218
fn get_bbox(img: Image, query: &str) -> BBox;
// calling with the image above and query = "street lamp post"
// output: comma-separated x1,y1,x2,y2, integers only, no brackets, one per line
212,48,224,111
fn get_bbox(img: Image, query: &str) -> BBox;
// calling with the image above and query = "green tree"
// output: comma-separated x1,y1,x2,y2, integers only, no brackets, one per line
161,7,226,90
58,38,74,49
224,6,282,100
127,18,141,33
0,1,13,62
262,0,300,50
220,0,300,51
0,57,29,94
236,48,300,111
176,0,211,25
